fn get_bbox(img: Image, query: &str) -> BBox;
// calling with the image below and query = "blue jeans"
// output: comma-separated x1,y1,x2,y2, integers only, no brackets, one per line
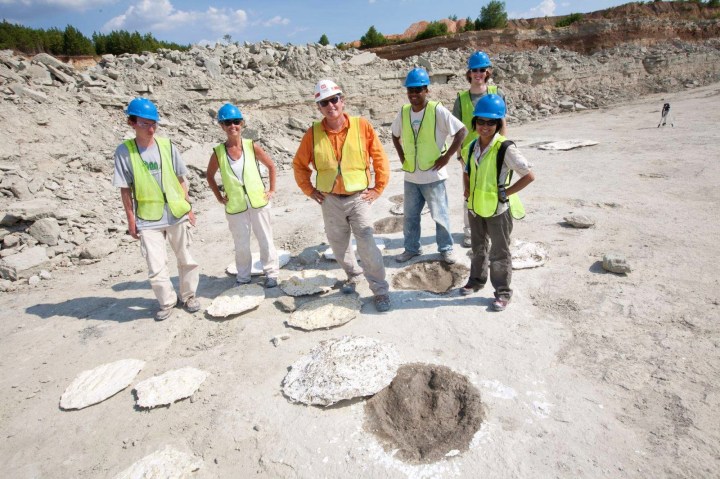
403,180,453,254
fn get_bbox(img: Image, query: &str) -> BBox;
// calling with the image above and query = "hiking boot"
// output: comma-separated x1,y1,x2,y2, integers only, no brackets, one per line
155,307,174,322
441,250,457,265
491,297,509,312
460,282,484,296
341,280,357,294
264,277,278,288
374,294,391,312
236,278,251,285
184,296,201,313
395,250,420,263
462,235,472,248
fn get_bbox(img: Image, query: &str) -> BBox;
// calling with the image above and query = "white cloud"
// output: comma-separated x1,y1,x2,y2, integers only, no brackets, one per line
102,0,248,35
260,15,290,27
511,0,557,19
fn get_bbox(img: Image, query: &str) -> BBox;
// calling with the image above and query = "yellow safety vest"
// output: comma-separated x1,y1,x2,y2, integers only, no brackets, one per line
466,135,525,219
125,137,191,221
214,139,269,214
400,101,443,172
458,85,498,163
312,116,369,193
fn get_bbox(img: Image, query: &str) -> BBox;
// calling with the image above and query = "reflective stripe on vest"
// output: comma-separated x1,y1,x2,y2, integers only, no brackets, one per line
400,101,441,172
459,85,499,163
466,135,525,219
312,116,369,193
125,137,191,221
214,138,268,214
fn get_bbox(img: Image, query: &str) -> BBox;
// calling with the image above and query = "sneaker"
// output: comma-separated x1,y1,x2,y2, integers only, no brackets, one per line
184,296,201,313
462,235,472,248
395,250,420,263
236,278,251,285
491,297,509,312
459,282,484,296
441,250,457,265
264,277,278,288
341,280,357,294
374,294,391,312
155,307,174,321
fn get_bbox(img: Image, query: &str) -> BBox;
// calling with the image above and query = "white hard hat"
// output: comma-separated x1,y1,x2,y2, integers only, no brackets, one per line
314,79,343,102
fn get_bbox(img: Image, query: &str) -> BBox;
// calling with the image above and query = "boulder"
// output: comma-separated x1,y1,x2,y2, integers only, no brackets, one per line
79,238,117,260
602,252,632,274
28,217,61,246
0,246,49,280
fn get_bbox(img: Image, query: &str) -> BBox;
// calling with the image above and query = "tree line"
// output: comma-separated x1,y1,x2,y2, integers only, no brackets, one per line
0,20,189,56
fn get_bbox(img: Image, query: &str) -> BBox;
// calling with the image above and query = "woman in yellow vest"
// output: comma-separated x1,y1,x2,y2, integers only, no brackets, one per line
453,51,507,248
206,103,279,287
461,95,535,312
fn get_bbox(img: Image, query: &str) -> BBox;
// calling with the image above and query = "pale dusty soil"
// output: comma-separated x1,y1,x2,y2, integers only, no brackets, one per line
1,84,719,478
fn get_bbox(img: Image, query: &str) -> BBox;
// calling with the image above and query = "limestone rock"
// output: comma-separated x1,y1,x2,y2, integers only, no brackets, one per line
134,367,209,408
60,359,145,410
512,240,548,269
287,294,362,331
538,140,599,150
206,283,265,318
225,249,291,276
348,52,377,66
28,217,61,246
603,252,631,274
564,214,595,228
282,336,400,406
79,238,117,260
0,246,49,280
113,445,203,479
274,296,297,313
280,270,338,296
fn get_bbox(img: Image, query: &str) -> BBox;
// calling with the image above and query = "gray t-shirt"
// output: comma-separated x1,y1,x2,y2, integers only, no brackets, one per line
451,87,506,122
112,139,189,231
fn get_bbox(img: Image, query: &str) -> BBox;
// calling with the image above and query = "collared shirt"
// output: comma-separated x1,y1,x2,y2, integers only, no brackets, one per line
293,113,390,196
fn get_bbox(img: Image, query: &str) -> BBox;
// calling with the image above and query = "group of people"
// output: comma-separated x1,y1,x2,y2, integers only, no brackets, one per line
112,51,534,321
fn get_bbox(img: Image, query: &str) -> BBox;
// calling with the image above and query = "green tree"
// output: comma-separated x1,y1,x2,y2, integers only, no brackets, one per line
359,25,387,48
62,25,94,55
707,0,720,6
318,33,330,46
477,0,508,30
415,21,448,41
464,16,475,31
555,13,584,27
222,34,232,44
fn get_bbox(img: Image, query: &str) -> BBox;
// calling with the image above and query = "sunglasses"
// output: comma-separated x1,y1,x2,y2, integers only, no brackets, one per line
135,120,157,129
470,68,488,73
474,118,498,127
318,95,341,107
221,119,242,126
406,87,426,94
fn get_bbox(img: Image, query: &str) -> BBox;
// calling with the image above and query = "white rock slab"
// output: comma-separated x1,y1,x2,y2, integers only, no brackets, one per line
512,240,549,269
280,270,338,296
537,139,599,151
60,359,145,410
225,248,291,276
134,367,208,408
287,294,362,330
206,283,265,318
282,336,400,406
114,445,203,479
323,238,386,261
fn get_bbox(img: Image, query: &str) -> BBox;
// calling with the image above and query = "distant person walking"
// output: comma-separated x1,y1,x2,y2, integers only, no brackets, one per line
112,98,200,321
292,79,391,312
453,51,507,248
392,67,467,264
658,102,673,127
206,103,279,288
460,94,535,312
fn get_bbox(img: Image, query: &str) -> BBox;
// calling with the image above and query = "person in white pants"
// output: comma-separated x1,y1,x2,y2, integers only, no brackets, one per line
206,103,279,287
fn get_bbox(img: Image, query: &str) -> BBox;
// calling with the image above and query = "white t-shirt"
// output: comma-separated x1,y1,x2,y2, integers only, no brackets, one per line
112,139,188,230
391,102,465,184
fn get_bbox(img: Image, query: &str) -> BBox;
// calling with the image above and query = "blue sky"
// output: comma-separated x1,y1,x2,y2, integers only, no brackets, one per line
1,0,632,46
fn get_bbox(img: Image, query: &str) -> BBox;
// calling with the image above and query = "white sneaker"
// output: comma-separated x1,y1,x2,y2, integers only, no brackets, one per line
441,250,457,265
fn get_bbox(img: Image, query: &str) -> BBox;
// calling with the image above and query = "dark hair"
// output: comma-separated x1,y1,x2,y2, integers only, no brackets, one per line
471,117,501,132
466,68,492,84
128,115,138,122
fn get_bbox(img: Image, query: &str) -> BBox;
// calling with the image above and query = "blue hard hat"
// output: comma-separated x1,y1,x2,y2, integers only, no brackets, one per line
125,97,159,121
217,103,243,121
468,51,492,70
473,94,506,119
404,67,430,87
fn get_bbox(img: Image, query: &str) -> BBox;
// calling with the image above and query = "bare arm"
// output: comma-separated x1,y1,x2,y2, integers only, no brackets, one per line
120,187,138,239
392,135,405,165
433,126,467,171
254,142,277,201
506,171,535,197
206,152,227,205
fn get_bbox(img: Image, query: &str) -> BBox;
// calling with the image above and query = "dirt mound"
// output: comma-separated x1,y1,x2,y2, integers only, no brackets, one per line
364,363,485,464
392,260,467,293
373,216,403,234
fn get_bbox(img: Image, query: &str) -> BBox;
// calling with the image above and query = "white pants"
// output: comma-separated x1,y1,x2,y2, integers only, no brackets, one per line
139,221,199,310
226,206,279,283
